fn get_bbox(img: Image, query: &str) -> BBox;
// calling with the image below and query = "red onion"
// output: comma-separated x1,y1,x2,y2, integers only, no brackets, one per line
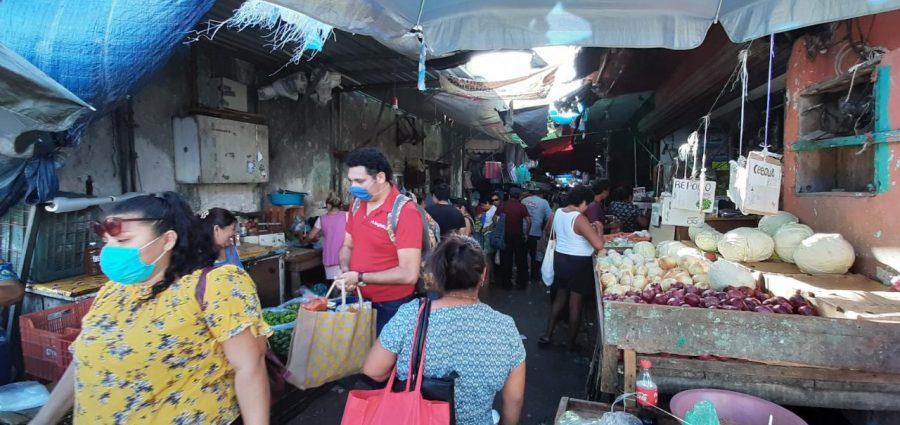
772,304,789,314
789,291,809,309
685,285,702,296
684,293,702,307
744,297,762,308
666,297,682,306
654,294,671,305
756,292,772,301
774,297,794,313
701,296,720,308
641,289,656,303
672,289,686,299
726,288,744,300
701,289,716,298
797,305,818,316
625,290,637,297
738,286,756,298
673,282,685,290
754,305,775,314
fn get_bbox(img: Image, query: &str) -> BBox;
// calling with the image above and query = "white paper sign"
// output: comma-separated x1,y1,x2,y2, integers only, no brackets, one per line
741,152,782,215
660,196,706,227
671,178,716,212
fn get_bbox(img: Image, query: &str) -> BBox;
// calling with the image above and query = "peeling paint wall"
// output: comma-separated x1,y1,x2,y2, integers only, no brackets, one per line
56,45,464,216
783,11,900,278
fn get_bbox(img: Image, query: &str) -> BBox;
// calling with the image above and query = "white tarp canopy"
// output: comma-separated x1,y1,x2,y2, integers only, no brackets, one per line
267,0,900,54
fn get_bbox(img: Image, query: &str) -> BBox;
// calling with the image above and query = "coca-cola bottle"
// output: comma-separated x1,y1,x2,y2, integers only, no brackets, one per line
636,359,658,425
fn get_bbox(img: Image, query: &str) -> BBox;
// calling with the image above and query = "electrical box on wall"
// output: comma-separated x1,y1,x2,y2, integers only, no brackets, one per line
174,115,269,184
202,77,249,112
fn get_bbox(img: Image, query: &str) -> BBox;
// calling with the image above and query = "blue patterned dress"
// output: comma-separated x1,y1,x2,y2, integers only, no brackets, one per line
380,301,526,425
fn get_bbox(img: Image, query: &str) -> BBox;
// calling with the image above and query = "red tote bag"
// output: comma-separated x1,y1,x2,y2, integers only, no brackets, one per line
340,302,450,425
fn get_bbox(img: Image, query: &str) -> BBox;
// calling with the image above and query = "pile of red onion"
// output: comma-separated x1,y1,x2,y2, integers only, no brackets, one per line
602,282,818,316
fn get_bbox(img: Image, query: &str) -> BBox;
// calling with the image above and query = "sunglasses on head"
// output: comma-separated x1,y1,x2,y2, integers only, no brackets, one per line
91,217,163,237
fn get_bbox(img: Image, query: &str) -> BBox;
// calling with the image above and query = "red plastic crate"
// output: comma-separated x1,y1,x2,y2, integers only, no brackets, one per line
19,299,93,382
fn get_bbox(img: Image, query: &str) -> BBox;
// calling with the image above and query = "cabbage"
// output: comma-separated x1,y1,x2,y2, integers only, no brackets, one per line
717,227,775,262
694,230,722,252
708,260,756,290
773,223,815,263
665,242,690,258
633,241,655,259
758,211,799,236
689,223,716,241
794,234,855,274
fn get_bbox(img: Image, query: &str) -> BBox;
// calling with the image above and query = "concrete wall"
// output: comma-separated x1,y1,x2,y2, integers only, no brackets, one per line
783,11,900,279
56,45,463,215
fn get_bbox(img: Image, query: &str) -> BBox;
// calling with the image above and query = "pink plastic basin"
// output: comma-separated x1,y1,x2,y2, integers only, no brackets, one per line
670,389,808,425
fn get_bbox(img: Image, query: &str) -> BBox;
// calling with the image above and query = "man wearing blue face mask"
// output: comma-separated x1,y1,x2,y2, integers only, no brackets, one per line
336,148,423,334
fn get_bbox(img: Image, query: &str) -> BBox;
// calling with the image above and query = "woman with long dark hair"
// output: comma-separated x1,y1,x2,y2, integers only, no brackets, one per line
31,192,271,425
198,207,242,269
362,235,526,425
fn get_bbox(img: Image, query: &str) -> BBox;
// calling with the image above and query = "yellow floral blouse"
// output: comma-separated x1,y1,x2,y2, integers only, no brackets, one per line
71,265,272,425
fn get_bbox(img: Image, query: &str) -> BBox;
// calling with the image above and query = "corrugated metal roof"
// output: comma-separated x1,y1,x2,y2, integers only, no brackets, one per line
198,0,439,87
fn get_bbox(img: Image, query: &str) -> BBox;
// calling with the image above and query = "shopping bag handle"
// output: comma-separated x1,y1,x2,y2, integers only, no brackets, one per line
324,280,365,311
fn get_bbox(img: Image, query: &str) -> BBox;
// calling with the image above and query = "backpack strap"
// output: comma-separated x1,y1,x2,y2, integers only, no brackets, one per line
386,194,411,245
194,267,214,311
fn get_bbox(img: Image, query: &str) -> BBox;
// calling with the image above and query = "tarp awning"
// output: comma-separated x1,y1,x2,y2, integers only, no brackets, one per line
268,0,900,54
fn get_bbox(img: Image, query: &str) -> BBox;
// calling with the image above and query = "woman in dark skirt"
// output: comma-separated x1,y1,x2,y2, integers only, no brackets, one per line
538,185,606,351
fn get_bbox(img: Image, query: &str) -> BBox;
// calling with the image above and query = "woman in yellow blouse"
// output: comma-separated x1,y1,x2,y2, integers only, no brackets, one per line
31,192,272,425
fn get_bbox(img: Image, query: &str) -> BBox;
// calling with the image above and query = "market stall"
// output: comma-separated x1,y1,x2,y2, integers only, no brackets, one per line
587,239,900,414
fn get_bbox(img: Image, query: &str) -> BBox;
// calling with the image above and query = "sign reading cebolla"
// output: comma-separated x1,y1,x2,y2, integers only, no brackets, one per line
671,178,717,213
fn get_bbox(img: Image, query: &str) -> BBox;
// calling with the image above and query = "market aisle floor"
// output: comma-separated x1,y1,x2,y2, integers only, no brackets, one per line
287,281,594,425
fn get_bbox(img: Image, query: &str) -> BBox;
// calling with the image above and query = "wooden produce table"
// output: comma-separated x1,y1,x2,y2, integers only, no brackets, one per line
284,248,323,293
23,274,106,314
555,397,679,425
589,258,900,413
238,243,287,308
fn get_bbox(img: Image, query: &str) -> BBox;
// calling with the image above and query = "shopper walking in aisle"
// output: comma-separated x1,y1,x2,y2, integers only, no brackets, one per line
337,148,424,333
198,207,243,269
521,188,552,282
31,192,271,425
538,185,606,351
303,192,348,281
496,187,531,290
425,182,466,237
362,236,526,425
477,194,501,286
454,198,475,237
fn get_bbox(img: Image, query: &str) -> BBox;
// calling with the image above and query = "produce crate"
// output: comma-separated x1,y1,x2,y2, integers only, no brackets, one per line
555,397,679,425
0,203,100,282
591,265,900,411
32,207,100,282
20,299,93,382
0,203,32,273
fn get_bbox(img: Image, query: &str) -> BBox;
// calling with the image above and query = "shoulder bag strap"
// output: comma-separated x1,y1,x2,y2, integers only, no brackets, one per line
406,297,431,391
194,267,214,310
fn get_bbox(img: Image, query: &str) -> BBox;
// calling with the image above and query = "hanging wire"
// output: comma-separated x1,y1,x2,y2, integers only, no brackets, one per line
762,33,775,151
738,48,750,157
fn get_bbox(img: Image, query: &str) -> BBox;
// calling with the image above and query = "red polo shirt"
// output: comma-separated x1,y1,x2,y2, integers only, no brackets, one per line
346,186,423,302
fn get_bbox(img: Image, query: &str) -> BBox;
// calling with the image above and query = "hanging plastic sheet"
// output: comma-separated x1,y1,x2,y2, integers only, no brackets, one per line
0,0,218,145
498,105,550,148
268,0,900,55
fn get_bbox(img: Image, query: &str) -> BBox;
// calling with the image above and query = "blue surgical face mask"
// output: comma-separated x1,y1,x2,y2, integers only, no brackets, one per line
350,186,373,201
99,236,168,285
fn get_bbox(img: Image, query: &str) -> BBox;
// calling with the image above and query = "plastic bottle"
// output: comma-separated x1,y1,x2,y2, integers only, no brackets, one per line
84,242,102,276
636,359,658,425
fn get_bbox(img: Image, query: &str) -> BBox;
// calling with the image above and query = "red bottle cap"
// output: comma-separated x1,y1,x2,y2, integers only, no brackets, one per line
640,359,652,369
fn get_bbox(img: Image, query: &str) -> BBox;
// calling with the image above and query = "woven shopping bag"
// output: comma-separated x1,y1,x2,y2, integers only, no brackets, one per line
340,299,451,425
285,283,376,389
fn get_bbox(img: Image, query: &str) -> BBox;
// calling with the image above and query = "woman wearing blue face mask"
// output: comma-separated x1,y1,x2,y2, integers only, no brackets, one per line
199,207,243,269
31,192,272,425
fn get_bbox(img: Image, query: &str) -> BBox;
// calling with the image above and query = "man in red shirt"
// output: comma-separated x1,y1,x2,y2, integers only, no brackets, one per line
336,148,423,333
496,187,531,289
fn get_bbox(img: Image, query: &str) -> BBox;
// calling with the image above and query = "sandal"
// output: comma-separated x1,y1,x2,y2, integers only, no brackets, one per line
537,336,552,346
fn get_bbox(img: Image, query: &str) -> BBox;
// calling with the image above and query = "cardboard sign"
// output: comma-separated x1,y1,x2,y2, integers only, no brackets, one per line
660,196,705,227
730,152,782,216
671,178,716,212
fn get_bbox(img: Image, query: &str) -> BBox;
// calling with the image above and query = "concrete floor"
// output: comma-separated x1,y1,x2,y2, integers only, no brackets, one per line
288,280,593,425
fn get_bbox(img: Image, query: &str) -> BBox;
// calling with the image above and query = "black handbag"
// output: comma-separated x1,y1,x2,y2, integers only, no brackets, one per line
391,297,458,425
